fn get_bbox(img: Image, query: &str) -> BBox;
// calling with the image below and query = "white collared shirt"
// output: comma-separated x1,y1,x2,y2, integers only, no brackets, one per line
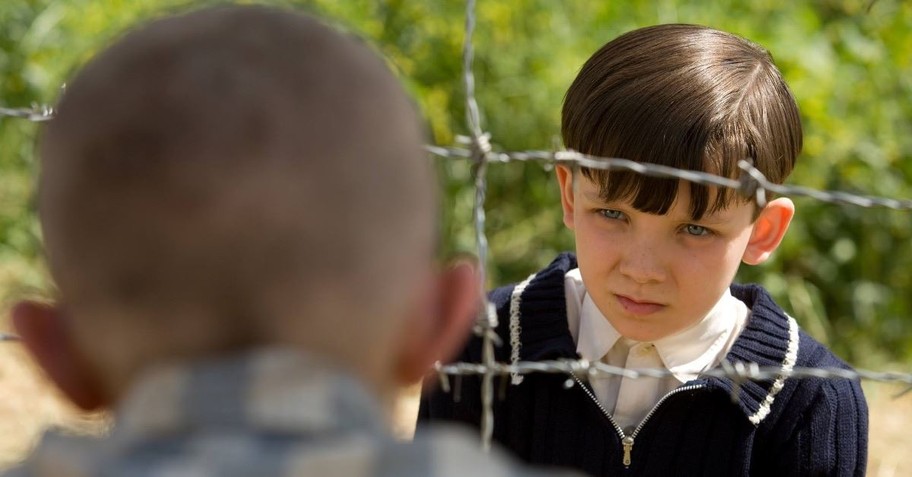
564,268,749,431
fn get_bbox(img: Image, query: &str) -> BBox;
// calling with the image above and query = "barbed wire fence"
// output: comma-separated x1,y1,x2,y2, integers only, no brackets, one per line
2,0,912,453
427,0,912,451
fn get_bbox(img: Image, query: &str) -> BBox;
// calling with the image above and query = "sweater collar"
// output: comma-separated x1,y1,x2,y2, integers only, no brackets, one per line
508,252,799,425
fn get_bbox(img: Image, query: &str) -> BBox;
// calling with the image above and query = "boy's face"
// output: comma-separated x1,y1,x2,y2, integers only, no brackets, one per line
556,166,793,342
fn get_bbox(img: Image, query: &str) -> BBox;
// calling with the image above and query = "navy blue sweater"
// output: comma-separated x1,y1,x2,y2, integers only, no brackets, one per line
420,253,868,477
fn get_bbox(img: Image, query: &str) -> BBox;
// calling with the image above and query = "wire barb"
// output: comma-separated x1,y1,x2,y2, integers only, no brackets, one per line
0,105,54,122
736,160,768,208
0,333,22,343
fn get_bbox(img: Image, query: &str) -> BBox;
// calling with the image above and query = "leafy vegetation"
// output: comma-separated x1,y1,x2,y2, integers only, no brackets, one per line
2,0,911,364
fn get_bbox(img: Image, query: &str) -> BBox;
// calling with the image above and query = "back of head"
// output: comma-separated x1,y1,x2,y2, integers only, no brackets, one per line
39,5,433,390
562,24,802,219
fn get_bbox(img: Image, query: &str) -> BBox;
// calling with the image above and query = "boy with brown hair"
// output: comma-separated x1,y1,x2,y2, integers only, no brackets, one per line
421,24,867,477
3,5,580,477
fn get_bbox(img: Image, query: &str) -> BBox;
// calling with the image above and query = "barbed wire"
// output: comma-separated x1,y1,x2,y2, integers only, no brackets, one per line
434,360,912,403
461,0,500,453
427,146,912,211
6,101,911,211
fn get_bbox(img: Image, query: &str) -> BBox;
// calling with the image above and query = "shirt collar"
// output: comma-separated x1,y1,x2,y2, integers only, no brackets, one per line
113,347,386,445
568,268,749,383
575,292,623,362
653,288,749,383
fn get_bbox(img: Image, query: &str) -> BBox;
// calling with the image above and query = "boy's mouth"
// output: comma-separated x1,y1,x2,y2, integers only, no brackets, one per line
614,294,666,316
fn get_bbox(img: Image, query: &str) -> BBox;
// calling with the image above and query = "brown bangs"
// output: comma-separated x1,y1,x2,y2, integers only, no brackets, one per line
573,85,752,220
579,155,740,222
563,24,802,221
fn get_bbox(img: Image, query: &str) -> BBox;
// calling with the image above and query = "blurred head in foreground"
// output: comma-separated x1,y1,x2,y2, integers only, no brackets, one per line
14,4,478,410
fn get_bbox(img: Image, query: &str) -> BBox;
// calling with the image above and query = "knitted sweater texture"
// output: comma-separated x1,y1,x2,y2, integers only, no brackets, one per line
419,253,868,477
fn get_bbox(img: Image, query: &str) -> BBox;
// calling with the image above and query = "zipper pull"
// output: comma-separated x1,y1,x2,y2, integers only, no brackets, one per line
622,436,634,467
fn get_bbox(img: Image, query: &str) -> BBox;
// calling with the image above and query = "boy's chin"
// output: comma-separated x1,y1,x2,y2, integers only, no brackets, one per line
608,314,694,343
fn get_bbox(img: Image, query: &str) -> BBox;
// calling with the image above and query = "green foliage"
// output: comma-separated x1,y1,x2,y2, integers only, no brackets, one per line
1,0,910,364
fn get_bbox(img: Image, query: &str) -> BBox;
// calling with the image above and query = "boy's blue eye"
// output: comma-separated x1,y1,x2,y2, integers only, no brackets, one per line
599,209,625,220
685,224,710,236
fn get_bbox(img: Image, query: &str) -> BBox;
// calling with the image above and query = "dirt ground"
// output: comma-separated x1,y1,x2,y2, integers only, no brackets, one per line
0,344,908,475
863,382,912,477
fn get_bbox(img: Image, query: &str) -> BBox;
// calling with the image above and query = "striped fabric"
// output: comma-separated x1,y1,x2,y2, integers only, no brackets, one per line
3,348,580,477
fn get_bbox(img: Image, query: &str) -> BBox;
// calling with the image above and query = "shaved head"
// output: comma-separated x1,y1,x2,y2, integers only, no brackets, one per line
39,5,434,392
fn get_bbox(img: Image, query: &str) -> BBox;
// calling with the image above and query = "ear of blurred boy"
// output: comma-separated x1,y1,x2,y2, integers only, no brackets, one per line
391,260,479,386
11,302,109,411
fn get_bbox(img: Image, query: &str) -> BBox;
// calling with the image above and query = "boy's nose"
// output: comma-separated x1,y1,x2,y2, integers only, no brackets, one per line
618,242,667,284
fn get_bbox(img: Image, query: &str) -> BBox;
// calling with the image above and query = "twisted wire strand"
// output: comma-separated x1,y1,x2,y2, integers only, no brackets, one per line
427,146,912,211
462,0,498,452
435,360,912,400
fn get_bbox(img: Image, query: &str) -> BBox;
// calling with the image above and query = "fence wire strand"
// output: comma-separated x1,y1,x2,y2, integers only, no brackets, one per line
462,0,499,452
427,146,912,211
3,0,912,454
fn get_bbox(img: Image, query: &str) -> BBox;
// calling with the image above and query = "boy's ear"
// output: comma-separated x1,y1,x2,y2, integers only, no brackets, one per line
555,165,576,230
393,261,480,386
11,301,110,411
742,197,795,265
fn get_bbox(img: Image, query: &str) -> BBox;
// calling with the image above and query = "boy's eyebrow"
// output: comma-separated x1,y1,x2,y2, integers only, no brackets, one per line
688,212,729,224
676,205,741,224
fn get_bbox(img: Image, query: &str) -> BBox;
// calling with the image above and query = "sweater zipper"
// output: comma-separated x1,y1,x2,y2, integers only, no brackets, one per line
572,375,704,468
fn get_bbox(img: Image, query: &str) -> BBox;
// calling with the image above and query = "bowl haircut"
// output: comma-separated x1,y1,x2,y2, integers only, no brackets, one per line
561,24,803,220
